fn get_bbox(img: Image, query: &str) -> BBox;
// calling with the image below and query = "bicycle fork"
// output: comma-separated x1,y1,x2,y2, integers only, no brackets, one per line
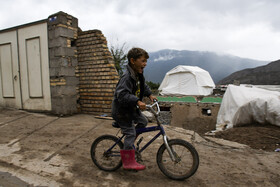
163,135,176,162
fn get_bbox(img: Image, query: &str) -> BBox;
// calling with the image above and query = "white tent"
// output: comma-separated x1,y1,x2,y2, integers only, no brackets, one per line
158,65,215,96
216,85,280,131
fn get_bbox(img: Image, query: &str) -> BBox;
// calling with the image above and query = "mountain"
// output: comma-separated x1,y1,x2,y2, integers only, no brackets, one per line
218,59,280,85
144,49,268,84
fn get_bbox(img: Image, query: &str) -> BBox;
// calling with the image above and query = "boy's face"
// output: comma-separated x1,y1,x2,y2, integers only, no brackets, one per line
130,56,147,74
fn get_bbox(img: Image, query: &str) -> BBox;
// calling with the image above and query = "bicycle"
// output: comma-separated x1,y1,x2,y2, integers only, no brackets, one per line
90,101,199,180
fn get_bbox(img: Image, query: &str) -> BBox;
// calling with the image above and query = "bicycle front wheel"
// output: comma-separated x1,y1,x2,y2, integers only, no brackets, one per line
90,135,123,171
157,139,199,180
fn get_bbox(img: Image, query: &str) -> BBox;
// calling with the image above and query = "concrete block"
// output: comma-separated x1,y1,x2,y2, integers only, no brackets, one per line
49,67,58,77
48,30,56,40
49,48,55,58
55,27,75,39
52,103,77,115
65,76,79,86
63,86,78,96
51,85,77,97
48,13,67,26
71,57,78,67
71,17,78,28
50,67,76,76
48,11,78,26
54,47,75,57
61,67,76,76
49,57,78,68
49,57,68,68
48,37,68,48
51,95,78,115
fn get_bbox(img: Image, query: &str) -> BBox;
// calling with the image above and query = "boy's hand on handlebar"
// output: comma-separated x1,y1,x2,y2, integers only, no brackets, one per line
149,95,158,103
137,100,146,110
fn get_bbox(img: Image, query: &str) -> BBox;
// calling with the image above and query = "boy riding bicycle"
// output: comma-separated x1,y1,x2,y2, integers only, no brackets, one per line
112,47,157,170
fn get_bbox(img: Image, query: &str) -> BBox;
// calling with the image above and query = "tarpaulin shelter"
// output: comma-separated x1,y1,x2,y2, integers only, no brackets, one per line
216,85,280,131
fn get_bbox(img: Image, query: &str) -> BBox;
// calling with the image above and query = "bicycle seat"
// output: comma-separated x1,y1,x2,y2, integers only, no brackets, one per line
112,121,120,128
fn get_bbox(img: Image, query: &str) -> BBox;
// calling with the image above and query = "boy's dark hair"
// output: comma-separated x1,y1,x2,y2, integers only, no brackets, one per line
127,47,149,64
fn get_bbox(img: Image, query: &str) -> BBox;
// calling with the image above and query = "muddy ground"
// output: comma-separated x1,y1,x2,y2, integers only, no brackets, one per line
0,108,279,186
214,124,280,152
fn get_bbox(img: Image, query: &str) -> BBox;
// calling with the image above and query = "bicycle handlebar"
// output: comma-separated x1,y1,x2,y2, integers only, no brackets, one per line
146,100,160,116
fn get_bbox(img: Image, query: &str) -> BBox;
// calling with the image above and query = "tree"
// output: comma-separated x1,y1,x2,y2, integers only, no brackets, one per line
146,81,160,90
110,43,127,76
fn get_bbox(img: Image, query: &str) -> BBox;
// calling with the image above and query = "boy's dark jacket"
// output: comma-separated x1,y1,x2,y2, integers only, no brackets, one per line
112,65,152,125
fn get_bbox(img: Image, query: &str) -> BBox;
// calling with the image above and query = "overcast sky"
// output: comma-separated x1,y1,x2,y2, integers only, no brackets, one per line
1,0,279,61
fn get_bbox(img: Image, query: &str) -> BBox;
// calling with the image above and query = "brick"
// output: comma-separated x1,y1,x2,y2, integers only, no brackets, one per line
76,29,119,115
50,81,67,86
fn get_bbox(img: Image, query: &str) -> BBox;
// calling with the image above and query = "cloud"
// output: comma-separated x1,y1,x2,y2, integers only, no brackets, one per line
0,0,280,61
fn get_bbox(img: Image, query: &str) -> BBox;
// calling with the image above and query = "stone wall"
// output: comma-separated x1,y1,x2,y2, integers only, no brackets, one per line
48,12,79,115
76,30,119,115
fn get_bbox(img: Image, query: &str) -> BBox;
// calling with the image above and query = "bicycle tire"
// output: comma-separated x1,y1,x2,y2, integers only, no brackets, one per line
157,139,199,180
90,135,124,171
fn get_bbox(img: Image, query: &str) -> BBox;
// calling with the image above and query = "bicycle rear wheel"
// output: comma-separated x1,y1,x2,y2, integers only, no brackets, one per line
90,135,123,171
157,139,199,180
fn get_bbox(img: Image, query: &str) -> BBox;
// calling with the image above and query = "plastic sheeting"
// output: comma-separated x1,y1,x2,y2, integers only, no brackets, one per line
216,85,280,131
158,65,215,96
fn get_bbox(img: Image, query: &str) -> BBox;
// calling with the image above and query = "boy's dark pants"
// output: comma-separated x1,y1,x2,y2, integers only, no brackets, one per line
118,112,148,150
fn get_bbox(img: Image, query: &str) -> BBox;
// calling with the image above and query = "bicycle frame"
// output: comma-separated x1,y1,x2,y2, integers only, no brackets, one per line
106,125,164,155
106,101,176,161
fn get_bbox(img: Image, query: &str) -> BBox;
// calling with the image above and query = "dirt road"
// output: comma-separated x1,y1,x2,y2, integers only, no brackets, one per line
0,108,279,186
